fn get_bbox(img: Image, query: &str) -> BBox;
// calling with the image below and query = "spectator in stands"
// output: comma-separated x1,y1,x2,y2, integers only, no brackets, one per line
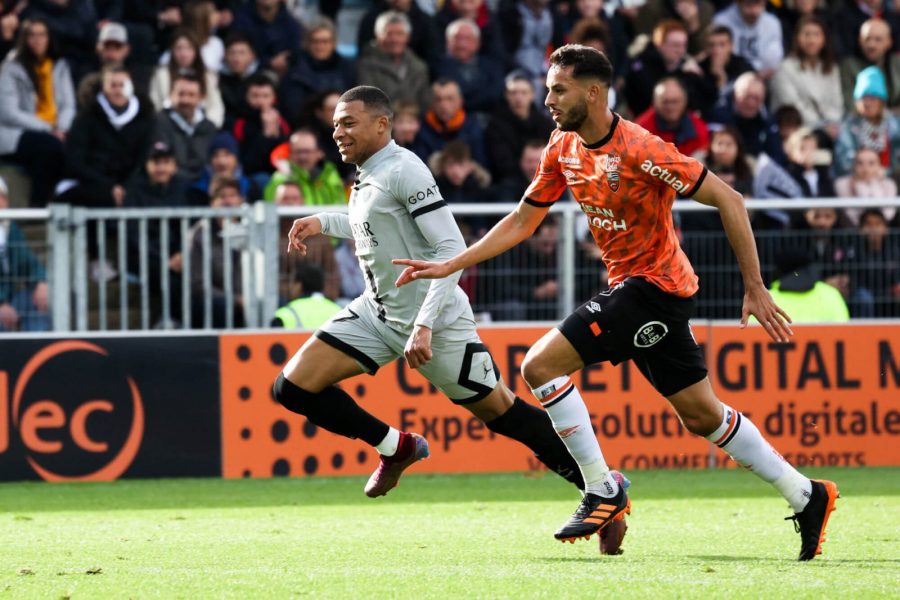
59,66,156,208
232,0,302,78
682,125,751,230
0,175,50,332
698,25,754,120
435,0,507,65
188,176,246,328
840,18,900,114
713,0,783,79
705,126,753,195
635,0,716,56
492,138,545,203
274,181,341,302
770,15,843,134
710,72,785,162
125,141,189,209
774,104,804,144
124,141,189,322
150,30,225,127
565,0,629,80
834,66,900,178
801,206,855,306
219,33,264,130
485,70,554,181
431,140,492,235
100,1,181,64
479,217,560,320
263,129,345,204
751,151,803,229
293,89,354,180
852,208,900,317
271,263,342,329
154,71,218,183
635,77,709,158
835,148,898,226
278,17,355,127
766,248,850,323
783,127,835,202
392,99,423,154
357,0,441,71
435,18,505,115
774,0,833,55
21,0,98,82
833,0,900,59
76,22,150,109
0,19,73,207
357,11,431,111
191,131,261,205
0,2,19,59
624,19,712,116
499,0,566,94
234,73,290,178
179,0,224,71
415,78,488,167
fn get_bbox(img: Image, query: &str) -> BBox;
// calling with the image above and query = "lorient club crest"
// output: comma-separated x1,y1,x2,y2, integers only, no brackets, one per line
606,154,621,191
595,154,621,191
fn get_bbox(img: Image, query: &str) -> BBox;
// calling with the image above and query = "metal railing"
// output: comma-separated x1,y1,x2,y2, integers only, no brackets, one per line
0,197,897,332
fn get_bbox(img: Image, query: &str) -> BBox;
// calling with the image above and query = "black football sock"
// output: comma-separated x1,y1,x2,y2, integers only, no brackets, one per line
274,374,389,446
486,397,585,490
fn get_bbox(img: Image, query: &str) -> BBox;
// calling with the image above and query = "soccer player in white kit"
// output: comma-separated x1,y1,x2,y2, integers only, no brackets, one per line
275,87,629,548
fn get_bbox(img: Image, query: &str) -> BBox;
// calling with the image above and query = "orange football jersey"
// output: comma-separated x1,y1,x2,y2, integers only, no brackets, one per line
524,114,707,297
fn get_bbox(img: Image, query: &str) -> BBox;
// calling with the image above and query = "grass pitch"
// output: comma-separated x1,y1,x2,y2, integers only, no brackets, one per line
0,467,897,599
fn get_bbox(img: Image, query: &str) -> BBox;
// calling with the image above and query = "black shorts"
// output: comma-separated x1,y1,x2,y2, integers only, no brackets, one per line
558,277,708,397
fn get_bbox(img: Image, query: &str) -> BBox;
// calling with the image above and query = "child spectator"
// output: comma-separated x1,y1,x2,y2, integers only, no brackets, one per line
191,132,262,205
834,66,900,178
851,208,900,317
835,148,898,226
219,32,264,129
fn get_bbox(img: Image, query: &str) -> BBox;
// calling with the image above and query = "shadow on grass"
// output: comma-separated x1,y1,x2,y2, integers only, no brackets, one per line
689,555,900,565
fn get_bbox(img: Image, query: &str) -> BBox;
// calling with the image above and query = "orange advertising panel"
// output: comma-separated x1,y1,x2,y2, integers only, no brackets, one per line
220,324,900,479
708,324,900,468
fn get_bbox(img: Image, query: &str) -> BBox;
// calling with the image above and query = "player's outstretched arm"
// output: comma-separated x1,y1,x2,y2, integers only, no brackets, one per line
692,172,794,343
393,200,550,287
287,216,322,255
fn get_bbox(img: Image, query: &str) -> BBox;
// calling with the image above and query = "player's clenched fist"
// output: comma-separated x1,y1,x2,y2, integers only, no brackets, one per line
287,216,322,255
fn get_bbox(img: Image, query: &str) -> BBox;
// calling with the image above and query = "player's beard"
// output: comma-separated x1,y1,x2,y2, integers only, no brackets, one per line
556,99,589,132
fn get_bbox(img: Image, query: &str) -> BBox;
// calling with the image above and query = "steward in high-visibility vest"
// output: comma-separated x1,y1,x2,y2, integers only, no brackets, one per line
271,263,342,329
765,249,850,324
272,292,342,329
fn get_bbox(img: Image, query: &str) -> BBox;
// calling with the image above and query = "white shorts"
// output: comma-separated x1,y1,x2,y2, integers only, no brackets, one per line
315,295,500,403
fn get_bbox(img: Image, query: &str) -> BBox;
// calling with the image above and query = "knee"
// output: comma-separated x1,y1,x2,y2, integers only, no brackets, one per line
521,351,553,389
680,410,721,437
273,373,315,415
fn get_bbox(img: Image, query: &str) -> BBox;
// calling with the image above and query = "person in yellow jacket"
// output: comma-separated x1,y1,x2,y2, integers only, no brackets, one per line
767,249,850,323
271,264,342,329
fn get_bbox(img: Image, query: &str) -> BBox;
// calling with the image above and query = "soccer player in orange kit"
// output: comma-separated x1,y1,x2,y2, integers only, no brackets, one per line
394,45,838,561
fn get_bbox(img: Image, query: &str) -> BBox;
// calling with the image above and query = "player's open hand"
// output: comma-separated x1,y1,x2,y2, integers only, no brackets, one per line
392,259,452,287
741,285,793,343
404,325,433,369
287,216,322,255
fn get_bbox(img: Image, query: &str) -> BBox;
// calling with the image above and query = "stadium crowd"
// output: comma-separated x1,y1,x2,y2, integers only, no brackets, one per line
0,0,899,330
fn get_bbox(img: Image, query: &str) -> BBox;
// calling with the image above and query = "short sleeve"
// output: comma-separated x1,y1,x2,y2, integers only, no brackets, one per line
523,133,567,207
392,156,446,219
634,133,707,198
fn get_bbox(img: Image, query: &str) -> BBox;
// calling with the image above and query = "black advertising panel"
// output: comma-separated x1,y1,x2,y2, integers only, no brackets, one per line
0,336,221,481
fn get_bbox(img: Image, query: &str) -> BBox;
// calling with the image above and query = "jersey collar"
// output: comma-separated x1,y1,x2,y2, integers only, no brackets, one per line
357,139,398,180
581,113,620,150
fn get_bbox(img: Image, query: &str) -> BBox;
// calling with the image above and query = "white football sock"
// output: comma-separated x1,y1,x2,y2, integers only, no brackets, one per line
374,427,400,456
532,376,619,498
707,404,812,512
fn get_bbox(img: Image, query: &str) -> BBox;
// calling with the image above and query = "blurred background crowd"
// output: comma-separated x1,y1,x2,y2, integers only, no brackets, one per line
0,0,899,331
